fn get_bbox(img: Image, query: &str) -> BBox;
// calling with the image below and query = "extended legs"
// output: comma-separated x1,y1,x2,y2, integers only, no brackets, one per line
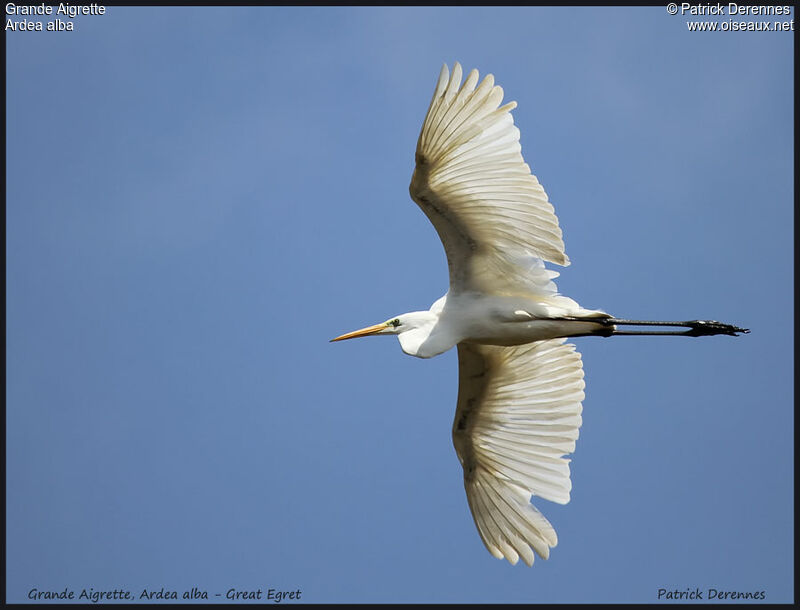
599,318,750,337
557,316,750,338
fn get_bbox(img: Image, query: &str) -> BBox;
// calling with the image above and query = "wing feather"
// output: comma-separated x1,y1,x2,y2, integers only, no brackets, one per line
410,63,569,295
452,339,585,566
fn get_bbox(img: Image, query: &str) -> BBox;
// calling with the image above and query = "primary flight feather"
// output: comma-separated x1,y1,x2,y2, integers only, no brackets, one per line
332,62,748,566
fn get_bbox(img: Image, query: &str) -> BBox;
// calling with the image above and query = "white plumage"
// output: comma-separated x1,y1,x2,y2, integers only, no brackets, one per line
331,62,748,566
411,62,569,295
454,340,584,566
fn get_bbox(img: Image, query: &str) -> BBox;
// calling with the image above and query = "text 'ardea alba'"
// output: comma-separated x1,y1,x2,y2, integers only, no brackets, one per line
331,62,748,567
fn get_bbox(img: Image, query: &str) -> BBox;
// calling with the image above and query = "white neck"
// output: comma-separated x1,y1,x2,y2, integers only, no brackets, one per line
396,310,454,359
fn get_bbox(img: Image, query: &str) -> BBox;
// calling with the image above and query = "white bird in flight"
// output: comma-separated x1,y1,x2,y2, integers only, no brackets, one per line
331,62,748,566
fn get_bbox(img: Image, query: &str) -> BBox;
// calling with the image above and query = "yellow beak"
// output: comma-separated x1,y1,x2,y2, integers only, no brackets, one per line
330,322,389,342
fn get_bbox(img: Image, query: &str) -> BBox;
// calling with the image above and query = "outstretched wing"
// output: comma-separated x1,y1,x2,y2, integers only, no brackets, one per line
452,339,585,566
410,62,569,296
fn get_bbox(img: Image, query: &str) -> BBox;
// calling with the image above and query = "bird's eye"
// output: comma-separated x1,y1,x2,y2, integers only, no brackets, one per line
390,319,400,327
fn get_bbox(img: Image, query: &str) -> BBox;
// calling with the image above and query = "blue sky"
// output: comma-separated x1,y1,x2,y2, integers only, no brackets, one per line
6,6,793,604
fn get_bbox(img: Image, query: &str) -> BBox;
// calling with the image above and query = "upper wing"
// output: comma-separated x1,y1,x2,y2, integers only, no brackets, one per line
410,62,569,296
452,339,585,566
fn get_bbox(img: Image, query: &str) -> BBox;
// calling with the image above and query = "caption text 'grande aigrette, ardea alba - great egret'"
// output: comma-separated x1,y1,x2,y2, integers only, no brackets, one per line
331,62,748,567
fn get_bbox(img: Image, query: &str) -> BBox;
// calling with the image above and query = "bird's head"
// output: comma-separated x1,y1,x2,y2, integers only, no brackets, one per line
330,313,419,342
330,310,446,358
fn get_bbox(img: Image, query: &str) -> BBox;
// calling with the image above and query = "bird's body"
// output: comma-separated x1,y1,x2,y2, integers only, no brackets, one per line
392,292,611,358
332,62,747,567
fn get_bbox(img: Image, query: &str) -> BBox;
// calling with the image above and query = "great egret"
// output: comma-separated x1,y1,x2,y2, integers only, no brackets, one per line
331,62,748,567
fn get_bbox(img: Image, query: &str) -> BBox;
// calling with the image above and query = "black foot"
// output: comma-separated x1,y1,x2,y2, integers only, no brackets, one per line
684,320,750,337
